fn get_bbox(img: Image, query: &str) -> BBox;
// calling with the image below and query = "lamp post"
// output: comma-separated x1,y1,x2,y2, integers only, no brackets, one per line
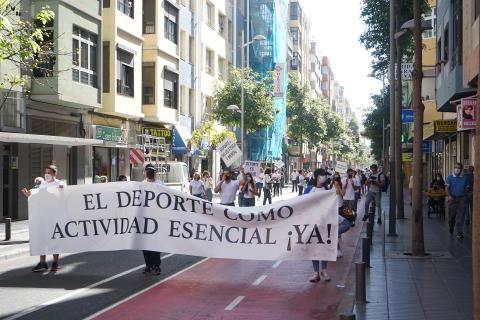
239,31,266,162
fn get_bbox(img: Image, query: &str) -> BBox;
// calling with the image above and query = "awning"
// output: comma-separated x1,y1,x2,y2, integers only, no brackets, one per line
0,132,104,146
172,125,191,154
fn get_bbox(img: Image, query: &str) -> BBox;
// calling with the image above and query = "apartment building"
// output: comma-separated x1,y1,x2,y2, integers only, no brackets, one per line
321,56,335,106
462,0,479,89
288,0,310,86
309,39,322,97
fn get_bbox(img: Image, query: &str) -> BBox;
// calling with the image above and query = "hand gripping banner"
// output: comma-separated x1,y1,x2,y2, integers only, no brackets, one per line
28,182,339,261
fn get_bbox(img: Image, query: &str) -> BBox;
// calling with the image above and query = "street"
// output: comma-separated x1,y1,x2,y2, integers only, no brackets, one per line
0,188,364,320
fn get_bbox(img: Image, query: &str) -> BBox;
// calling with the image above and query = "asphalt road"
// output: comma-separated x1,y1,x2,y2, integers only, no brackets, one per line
0,188,298,320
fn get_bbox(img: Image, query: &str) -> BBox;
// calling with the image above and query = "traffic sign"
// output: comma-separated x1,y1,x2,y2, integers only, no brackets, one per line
130,149,145,165
401,109,414,123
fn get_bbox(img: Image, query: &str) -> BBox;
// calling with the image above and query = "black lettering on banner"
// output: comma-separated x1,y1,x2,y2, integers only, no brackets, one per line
248,228,263,244
173,195,187,212
96,193,107,209
209,224,224,241
195,223,208,240
144,191,155,207
260,208,275,221
128,217,141,233
169,220,181,237
114,218,119,234
293,224,308,244
224,208,237,221
225,226,239,243
83,194,95,210
277,206,293,219
120,218,130,234
99,219,111,234
51,223,66,239
202,201,213,215
78,220,91,236
265,228,276,244
143,218,158,234
185,197,201,213
239,213,254,222
132,190,142,206
117,192,131,208
306,224,324,244
92,220,100,235
182,222,194,238
156,192,172,209
65,221,78,237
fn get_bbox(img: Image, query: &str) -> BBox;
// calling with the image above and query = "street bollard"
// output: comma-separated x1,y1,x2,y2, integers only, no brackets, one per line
362,237,371,267
4,218,11,241
366,221,373,245
355,262,366,303
339,314,356,320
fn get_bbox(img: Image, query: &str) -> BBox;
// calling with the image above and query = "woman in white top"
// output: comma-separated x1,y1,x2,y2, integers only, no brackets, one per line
190,173,206,199
263,167,273,205
255,168,264,198
202,171,213,202
241,172,259,207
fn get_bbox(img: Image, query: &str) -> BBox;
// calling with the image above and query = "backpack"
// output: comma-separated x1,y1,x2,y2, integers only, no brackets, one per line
380,173,389,192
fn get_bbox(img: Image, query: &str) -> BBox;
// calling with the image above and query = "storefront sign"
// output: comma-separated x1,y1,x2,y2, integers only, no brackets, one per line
94,125,126,144
457,98,477,131
434,120,457,133
143,127,172,144
402,153,413,162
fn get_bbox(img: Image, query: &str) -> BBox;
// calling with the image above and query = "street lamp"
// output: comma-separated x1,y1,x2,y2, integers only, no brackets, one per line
240,32,266,162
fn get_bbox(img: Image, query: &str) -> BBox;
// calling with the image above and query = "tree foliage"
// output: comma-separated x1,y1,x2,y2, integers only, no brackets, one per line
190,120,236,150
212,67,275,133
362,86,391,161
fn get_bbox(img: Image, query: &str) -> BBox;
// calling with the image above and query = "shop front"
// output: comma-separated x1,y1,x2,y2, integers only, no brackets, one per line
141,126,172,163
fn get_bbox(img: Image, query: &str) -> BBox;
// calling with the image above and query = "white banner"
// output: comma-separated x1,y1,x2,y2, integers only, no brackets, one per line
244,161,260,177
217,136,242,167
28,182,339,261
335,161,348,174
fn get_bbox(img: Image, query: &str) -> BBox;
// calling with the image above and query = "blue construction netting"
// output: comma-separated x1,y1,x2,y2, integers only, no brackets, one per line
247,0,288,162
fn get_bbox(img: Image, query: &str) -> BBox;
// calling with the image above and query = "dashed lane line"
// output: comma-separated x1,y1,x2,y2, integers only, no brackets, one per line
224,296,245,311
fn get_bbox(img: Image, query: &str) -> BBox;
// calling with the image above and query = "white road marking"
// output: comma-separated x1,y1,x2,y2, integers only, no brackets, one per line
224,296,245,311
272,260,282,268
85,257,209,319
252,275,267,286
3,253,175,320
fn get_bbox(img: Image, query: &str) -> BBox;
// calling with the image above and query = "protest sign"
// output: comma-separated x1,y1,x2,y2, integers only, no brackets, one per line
244,161,260,177
274,160,285,168
335,161,348,174
28,182,338,261
217,136,242,167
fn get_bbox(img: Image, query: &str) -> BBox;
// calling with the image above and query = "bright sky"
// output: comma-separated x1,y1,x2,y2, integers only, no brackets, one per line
301,0,383,121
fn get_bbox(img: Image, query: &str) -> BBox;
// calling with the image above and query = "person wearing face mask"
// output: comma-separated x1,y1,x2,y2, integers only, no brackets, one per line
21,165,64,272
190,173,206,199
142,164,163,275
363,164,385,223
297,169,306,195
241,172,259,207
214,168,240,206
202,171,213,202
342,168,360,226
263,167,273,205
445,163,471,240
426,173,446,216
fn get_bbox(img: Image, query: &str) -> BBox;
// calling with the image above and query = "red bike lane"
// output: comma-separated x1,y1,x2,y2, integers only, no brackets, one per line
91,218,363,320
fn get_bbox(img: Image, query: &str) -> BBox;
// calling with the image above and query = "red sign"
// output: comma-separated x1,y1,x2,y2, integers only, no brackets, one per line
129,149,145,165
457,98,477,130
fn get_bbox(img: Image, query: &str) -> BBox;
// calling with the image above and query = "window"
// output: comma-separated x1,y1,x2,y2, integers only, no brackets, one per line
72,26,98,87
205,96,213,114
290,2,299,20
163,70,178,109
180,85,186,114
116,49,134,97
189,36,195,64
218,13,226,37
117,0,134,18
205,1,214,27
290,27,299,44
452,0,462,68
103,42,110,92
143,0,155,34
475,0,480,21
443,24,449,63
218,57,225,80
164,2,178,43
103,0,110,8
422,8,436,39
189,88,195,117
227,19,233,43
142,62,155,104
180,31,187,60
291,52,299,70
33,20,55,78
205,48,214,75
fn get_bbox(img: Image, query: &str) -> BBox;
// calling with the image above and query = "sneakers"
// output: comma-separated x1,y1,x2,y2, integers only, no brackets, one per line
32,262,48,272
142,266,152,274
337,249,343,258
457,233,465,240
50,262,59,272
320,271,331,282
309,272,320,282
152,266,161,275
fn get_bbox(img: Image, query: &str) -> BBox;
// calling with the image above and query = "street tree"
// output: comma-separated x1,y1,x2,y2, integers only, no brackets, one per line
212,67,275,157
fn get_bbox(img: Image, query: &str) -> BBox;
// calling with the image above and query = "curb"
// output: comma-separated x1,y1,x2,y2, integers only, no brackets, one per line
0,244,30,262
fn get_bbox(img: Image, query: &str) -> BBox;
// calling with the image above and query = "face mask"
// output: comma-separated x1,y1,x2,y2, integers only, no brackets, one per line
348,174,353,178
225,175,231,180
436,177,441,181
44,174,53,181
319,176,327,184
454,168,461,175
146,171,155,179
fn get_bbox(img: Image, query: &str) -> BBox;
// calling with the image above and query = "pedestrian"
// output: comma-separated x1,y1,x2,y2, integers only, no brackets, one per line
190,173,206,199
342,168,360,226
291,169,298,193
360,170,367,194
273,170,281,197
464,166,474,225
240,172,258,207
117,175,127,181
446,163,470,240
255,167,264,199
298,169,305,195
263,167,273,205
142,164,162,275
309,170,350,282
214,168,240,206
237,166,245,206
363,164,385,224
21,165,64,272
202,171,213,202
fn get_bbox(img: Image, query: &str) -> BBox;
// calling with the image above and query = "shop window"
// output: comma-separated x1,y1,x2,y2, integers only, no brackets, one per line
118,0,134,18
72,26,98,88
93,147,118,183
116,49,134,97
142,62,155,104
143,0,155,34
164,1,178,43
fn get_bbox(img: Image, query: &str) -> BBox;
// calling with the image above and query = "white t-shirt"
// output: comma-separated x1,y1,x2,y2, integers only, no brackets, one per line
243,183,256,198
203,178,212,189
219,180,240,204
190,180,204,195
38,179,65,189
255,173,264,185
342,177,358,200
298,175,306,187
264,174,272,185
291,172,298,181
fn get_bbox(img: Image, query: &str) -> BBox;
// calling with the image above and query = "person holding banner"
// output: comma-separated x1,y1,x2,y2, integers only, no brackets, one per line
214,168,240,206
240,172,259,207
142,164,162,275
190,173,206,199
21,165,64,272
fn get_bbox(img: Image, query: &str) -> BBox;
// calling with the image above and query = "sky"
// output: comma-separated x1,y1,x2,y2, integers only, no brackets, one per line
300,0,383,121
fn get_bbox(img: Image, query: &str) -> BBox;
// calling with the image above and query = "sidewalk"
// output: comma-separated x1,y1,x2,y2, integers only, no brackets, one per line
350,189,473,320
